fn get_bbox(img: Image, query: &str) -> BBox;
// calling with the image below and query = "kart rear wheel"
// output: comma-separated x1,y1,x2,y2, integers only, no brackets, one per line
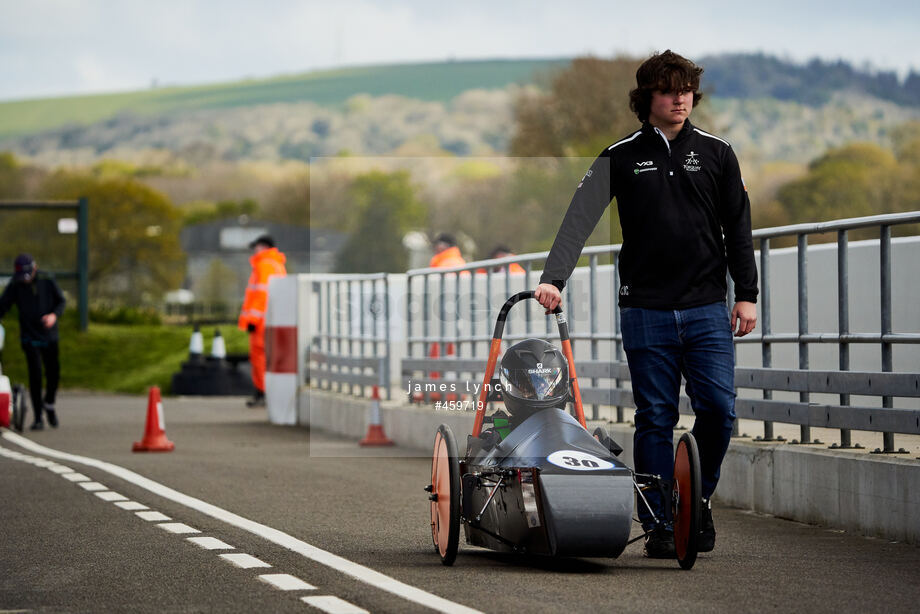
11,385,25,432
672,432,702,570
429,423,460,566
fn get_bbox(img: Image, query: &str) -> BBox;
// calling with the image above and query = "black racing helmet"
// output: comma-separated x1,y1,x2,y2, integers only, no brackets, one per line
499,338,569,418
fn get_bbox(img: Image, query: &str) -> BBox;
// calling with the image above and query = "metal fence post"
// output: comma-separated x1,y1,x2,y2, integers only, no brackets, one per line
614,250,624,423
383,275,392,401
797,233,812,444
879,225,896,453
589,254,599,421
836,230,854,448
759,238,776,441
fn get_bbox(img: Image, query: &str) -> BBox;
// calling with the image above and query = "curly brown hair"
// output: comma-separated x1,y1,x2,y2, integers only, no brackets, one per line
628,50,704,122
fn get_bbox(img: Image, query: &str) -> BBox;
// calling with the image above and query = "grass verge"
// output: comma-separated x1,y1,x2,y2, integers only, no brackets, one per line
0,310,249,395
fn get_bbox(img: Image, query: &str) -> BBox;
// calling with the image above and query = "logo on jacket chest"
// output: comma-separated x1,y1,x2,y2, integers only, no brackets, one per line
683,151,701,172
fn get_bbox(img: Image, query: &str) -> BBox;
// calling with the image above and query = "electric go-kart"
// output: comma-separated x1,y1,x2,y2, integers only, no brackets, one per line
427,291,701,569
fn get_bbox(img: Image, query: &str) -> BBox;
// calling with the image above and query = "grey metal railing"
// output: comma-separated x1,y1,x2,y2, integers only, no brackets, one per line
403,211,920,452
305,273,391,400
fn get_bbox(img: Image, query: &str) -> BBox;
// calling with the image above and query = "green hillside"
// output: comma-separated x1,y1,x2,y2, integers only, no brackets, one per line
0,58,569,139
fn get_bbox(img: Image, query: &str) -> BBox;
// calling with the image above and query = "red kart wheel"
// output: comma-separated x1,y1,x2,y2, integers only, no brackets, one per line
672,432,702,570
429,424,460,566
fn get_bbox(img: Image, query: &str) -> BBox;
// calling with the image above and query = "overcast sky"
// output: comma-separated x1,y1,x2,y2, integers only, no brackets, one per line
1,0,919,101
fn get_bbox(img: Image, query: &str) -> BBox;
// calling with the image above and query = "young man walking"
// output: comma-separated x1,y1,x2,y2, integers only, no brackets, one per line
0,254,66,430
535,50,758,557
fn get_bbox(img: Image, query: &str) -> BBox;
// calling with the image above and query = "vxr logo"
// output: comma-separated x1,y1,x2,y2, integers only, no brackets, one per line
635,160,654,167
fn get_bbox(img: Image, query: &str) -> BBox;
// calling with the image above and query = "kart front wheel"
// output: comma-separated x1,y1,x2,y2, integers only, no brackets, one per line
429,423,460,566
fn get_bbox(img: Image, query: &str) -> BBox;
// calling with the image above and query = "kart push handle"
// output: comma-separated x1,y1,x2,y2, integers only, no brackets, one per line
473,291,587,438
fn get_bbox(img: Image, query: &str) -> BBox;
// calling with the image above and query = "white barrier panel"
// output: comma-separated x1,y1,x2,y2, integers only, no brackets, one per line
265,276,299,425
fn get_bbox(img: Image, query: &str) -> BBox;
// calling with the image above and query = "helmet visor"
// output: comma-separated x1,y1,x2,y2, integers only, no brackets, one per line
500,366,566,401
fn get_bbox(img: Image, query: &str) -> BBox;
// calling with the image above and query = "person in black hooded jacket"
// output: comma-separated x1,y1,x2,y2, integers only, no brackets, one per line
535,50,758,558
0,254,65,430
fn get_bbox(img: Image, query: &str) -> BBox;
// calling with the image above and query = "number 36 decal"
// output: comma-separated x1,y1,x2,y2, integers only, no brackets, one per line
547,450,614,471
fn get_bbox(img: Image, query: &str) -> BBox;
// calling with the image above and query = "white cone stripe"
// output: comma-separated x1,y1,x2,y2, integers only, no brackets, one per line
258,573,315,591
187,536,235,550
95,491,129,502
301,595,369,614
114,501,149,511
157,522,201,534
157,402,165,431
136,511,171,522
0,432,483,614
220,553,271,568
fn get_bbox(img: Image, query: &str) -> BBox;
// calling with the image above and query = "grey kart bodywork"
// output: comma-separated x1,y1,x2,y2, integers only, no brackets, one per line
462,407,633,557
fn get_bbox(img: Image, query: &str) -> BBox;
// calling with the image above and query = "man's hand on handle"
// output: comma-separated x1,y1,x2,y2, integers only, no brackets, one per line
731,301,757,337
535,283,562,314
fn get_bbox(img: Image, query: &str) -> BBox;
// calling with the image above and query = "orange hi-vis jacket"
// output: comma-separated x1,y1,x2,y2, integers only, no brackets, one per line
238,247,287,332
429,246,466,269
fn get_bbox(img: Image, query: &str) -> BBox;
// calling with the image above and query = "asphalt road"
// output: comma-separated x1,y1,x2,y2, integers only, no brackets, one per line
1,393,919,613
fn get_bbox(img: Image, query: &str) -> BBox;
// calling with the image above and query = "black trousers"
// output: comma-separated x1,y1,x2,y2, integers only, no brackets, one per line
21,341,59,420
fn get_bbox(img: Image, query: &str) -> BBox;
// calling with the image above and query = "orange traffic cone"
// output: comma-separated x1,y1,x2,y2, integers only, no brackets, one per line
132,386,175,452
360,385,393,446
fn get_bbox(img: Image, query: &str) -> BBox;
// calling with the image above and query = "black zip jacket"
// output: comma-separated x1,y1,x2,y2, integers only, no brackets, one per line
540,119,758,309
0,274,66,344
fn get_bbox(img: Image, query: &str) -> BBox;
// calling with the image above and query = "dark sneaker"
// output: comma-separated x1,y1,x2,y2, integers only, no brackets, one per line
45,405,58,428
30,420,45,431
644,526,676,559
246,392,265,408
699,498,715,552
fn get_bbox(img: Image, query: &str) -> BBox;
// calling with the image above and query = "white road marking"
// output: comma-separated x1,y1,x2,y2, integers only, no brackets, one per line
1,433,484,614
258,573,316,591
136,511,171,522
187,536,235,550
61,472,91,482
302,595,369,614
30,459,55,467
46,464,73,473
157,522,201,534
220,553,271,569
114,501,149,511
95,491,129,502
78,481,107,491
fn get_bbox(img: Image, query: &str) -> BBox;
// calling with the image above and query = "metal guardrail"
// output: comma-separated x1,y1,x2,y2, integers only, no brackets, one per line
305,273,391,400
402,211,920,452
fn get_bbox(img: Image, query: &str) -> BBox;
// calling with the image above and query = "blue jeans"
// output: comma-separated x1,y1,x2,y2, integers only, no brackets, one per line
620,302,736,529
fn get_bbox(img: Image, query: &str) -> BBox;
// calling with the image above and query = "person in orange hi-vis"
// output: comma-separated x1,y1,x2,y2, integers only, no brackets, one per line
428,233,466,268
477,244,525,274
238,234,287,407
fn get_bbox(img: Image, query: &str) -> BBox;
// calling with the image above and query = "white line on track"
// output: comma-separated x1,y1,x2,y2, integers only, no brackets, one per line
302,595,370,614
187,536,235,550
47,464,73,473
95,491,129,502
113,501,149,511
78,481,107,491
136,510,171,522
220,553,271,569
61,472,91,482
1,431,483,614
258,573,316,591
157,522,201,534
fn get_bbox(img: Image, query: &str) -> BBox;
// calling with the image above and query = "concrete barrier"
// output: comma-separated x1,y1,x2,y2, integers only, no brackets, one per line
301,388,920,544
